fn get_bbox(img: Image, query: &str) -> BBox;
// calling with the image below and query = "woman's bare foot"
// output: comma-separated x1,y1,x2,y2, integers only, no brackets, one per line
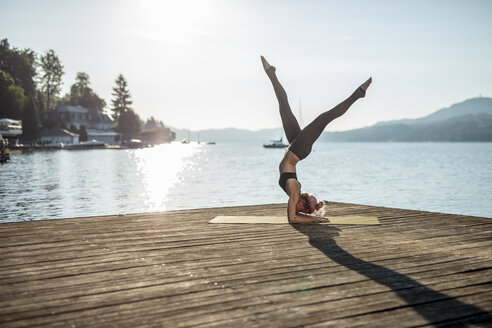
261,56,275,72
360,77,372,92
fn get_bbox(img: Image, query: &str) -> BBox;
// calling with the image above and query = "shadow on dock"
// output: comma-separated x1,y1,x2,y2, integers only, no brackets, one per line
292,224,491,327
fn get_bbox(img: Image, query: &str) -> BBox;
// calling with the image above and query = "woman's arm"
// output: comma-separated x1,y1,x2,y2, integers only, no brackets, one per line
295,212,330,222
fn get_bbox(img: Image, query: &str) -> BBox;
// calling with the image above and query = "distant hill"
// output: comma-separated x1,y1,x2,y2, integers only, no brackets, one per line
172,97,492,142
322,97,492,142
375,97,492,126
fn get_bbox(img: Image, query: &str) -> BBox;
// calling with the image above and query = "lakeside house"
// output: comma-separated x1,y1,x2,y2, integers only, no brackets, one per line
37,127,79,145
43,104,121,144
0,119,23,144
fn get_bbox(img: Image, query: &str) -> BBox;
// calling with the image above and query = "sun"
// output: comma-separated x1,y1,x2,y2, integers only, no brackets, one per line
134,0,215,46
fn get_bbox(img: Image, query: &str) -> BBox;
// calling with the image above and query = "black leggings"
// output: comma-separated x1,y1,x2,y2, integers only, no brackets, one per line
266,68,364,160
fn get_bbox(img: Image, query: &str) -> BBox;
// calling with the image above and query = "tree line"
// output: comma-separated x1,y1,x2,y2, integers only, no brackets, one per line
0,38,140,141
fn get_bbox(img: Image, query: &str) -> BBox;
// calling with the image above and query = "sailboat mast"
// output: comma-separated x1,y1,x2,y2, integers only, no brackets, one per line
298,99,303,128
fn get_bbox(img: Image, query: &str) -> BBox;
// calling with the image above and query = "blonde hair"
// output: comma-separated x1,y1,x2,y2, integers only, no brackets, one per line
313,202,325,216
300,192,325,216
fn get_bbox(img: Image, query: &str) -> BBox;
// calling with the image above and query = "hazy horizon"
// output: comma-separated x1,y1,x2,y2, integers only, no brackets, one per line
173,95,492,133
1,0,491,131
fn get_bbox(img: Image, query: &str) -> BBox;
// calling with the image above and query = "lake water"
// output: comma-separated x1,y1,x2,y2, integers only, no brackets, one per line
1,142,491,223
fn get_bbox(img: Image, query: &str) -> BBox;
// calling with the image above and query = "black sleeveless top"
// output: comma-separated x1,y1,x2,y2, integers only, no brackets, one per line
279,172,299,193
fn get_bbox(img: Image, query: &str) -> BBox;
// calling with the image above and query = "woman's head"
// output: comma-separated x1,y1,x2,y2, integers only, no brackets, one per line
296,192,324,214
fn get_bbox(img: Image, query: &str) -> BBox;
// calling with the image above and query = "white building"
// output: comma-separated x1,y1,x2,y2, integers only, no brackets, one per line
37,128,79,145
44,105,114,130
0,118,22,137
43,105,121,144
87,130,121,145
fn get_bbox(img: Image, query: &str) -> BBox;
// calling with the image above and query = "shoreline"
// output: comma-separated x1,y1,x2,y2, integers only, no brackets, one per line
8,144,157,150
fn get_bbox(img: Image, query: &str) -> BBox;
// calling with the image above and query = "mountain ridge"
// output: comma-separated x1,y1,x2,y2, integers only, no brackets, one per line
173,97,492,142
323,97,492,141
374,97,492,126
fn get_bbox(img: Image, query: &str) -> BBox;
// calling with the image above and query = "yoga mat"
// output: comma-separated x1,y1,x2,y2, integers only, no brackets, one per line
209,216,380,225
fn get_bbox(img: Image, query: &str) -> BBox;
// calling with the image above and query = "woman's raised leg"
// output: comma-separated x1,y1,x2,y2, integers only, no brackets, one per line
289,78,372,160
261,56,301,144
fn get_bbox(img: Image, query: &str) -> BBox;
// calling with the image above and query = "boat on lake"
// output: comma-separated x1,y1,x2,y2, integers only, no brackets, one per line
0,134,10,162
0,147,10,163
263,137,288,149
126,139,147,148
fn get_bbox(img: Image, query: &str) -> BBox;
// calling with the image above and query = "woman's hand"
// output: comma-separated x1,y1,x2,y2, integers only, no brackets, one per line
290,213,330,224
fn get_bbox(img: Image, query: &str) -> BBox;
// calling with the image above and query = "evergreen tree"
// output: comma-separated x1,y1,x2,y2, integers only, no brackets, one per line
117,110,141,141
39,49,64,111
111,74,132,120
70,124,87,141
111,74,140,140
22,96,40,139
70,72,90,104
79,125,88,142
68,72,105,110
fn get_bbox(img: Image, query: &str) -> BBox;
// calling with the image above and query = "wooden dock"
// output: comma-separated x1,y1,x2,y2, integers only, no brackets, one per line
1,202,491,327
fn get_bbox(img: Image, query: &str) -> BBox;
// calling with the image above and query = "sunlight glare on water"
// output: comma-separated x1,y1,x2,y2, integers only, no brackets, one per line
132,143,203,212
0,143,205,222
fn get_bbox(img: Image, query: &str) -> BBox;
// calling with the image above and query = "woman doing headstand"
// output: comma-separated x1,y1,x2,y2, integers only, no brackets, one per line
261,56,372,223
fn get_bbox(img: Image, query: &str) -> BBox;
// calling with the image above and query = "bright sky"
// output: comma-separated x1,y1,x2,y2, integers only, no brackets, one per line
1,0,491,131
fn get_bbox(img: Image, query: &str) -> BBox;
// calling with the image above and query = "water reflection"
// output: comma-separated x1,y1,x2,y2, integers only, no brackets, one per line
1,142,491,222
1,143,205,222
133,143,204,211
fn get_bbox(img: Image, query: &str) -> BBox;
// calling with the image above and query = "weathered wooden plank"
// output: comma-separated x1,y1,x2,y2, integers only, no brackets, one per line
1,203,491,328
2,254,488,312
